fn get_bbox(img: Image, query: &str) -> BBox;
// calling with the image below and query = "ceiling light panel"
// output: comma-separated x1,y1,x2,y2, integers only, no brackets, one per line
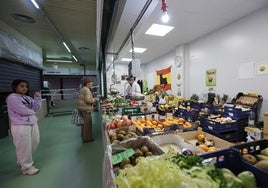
129,47,147,53
121,58,132,61
145,24,174,36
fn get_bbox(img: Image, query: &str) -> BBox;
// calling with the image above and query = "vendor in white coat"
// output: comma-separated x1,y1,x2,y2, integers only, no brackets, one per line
124,75,141,98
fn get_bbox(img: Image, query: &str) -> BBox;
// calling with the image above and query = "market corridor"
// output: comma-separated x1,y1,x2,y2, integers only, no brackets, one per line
0,112,103,188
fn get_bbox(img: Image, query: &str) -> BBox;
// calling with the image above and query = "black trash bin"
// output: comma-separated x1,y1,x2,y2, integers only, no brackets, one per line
0,105,9,139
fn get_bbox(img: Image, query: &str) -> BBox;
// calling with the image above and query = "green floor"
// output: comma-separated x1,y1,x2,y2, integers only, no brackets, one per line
0,112,104,188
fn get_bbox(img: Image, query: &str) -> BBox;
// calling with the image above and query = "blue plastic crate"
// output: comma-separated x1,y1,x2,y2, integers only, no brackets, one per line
203,118,238,133
204,129,247,142
232,139,268,155
223,106,250,120
190,101,205,111
232,140,268,182
174,108,198,122
200,148,268,188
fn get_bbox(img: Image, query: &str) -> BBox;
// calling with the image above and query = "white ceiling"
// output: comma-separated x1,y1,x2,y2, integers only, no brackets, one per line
0,0,97,69
1,0,268,71
106,0,268,66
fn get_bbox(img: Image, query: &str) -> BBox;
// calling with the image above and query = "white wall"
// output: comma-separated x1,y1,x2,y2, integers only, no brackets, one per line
143,6,268,120
106,63,129,94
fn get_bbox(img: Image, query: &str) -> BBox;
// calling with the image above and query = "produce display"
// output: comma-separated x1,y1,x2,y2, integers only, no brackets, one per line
101,92,265,188
133,118,164,131
106,115,133,130
221,168,256,188
110,136,164,178
132,117,195,135
150,133,204,155
241,146,268,172
177,128,233,153
158,117,192,128
114,145,154,170
114,152,257,188
108,127,138,143
195,133,219,152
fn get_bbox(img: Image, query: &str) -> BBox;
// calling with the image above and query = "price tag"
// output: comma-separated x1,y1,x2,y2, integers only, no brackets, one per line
152,113,159,120
146,114,152,119
112,149,135,165
159,115,166,120
131,116,137,121
166,113,173,118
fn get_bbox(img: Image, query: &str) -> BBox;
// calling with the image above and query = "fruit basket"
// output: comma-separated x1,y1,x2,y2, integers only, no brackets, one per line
200,148,268,187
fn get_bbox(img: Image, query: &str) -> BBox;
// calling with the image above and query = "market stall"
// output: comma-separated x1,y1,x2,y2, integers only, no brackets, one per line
101,92,267,188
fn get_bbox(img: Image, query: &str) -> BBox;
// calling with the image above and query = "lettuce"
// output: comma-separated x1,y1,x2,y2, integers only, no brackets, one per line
114,154,220,188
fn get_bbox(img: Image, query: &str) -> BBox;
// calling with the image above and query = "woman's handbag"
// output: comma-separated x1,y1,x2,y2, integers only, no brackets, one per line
71,109,84,125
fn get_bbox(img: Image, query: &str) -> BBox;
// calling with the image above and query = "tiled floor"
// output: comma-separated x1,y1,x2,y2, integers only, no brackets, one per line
0,112,104,188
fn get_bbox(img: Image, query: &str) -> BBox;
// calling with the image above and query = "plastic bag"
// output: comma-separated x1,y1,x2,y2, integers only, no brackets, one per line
71,109,84,125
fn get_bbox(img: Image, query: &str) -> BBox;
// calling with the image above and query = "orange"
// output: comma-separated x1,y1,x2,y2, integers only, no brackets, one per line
242,148,248,154
151,120,158,125
157,124,164,129
183,121,192,128
177,118,185,124
197,133,205,142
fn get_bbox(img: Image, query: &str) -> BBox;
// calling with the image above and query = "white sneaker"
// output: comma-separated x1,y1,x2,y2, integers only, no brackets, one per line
22,167,39,175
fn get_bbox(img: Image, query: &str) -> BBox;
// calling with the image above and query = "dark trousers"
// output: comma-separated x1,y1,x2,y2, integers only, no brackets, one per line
81,111,93,142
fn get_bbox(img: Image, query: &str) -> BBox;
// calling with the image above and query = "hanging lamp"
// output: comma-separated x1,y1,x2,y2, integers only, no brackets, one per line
161,0,169,23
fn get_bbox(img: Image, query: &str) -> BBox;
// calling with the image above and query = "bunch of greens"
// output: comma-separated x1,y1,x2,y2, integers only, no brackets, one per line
113,96,129,108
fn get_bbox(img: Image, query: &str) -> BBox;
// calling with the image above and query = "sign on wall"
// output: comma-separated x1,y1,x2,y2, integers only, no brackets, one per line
206,69,216,86
256,62,268,75
155,66,172,91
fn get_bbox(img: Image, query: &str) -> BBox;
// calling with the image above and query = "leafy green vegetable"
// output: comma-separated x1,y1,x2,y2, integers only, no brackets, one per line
114,154,221,188
113,96,129,108
171,153,204,169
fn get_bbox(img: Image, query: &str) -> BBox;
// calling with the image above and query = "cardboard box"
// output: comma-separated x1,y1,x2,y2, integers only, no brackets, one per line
264,112,268,134
244,126,263,140
177,127,234,149
150,133,204,154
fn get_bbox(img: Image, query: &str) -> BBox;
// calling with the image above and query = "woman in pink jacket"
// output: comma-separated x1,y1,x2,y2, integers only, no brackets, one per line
6,79,41,175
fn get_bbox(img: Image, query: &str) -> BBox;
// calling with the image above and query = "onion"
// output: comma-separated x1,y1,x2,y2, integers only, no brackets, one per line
121,115,129,121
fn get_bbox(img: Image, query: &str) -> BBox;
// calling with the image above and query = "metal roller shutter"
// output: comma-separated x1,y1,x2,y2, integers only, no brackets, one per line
0,58,42,94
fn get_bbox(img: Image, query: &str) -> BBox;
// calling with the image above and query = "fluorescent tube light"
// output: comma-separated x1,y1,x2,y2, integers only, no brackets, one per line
121,58,132,62
46,59,73,63
145,24,174,36
129,47,147,53
72,55,78,62
63,42,71,53
30,0,40,9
